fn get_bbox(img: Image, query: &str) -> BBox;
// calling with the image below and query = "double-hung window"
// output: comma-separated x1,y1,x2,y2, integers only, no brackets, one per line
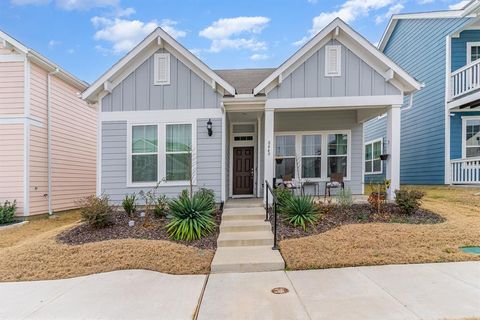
327,134,348,178
131,125,158,183
465,118,480,158
275,135,296,179
302,135,322,178
365,139,382,174
467,42,480,64
166,124,192,181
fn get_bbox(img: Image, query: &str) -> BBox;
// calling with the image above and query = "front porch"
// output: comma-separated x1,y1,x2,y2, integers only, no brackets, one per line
225,102,402,201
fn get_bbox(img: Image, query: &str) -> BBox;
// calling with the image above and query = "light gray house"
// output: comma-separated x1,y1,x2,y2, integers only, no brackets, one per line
83,18,420,203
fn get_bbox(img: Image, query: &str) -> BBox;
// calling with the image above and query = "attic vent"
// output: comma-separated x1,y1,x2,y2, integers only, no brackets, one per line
154,53,170,85
325,45,341,77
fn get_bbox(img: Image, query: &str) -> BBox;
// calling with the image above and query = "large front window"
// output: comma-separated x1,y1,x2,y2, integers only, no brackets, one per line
166,124,192,181
132,125,158,183
327,134,348,178
465,119,480,158
468,42,480,64
274,131,350,180
302,135,321,178
365,139,382,174
275,135,296,180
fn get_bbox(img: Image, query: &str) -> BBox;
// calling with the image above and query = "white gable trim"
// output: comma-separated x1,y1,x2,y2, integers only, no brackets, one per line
254,18,420,96
83,28,235,102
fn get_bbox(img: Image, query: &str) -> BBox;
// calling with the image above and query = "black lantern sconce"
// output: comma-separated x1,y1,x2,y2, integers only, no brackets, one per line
207,119,213,137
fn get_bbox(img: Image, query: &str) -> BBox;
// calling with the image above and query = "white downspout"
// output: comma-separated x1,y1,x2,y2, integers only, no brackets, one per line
47,68,60,216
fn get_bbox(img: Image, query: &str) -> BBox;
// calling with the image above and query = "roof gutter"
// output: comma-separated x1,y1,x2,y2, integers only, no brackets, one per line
47,68,60,216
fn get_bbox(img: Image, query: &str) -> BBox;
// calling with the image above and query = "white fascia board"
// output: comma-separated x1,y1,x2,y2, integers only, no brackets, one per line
378,18,397,51
254,18,420,96
0,30,28,53
83,28,235,102
101,108,224,122
266,95,403,110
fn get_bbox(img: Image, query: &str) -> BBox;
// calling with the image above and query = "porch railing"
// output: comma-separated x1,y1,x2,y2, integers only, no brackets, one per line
265,180,279,250
451,157,480,184
451,59,480,100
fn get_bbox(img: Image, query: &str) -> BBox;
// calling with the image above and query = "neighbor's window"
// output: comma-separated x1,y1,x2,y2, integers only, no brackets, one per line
166,124,192,181
132,125,158,182
275,135,296,180
327,134,348,178
154,53,170,85
465,119,480,158
365,139,382,174
302,135,322,178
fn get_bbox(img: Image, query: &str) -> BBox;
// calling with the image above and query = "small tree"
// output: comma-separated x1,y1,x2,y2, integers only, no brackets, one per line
395,189,425,215
122,193,137,219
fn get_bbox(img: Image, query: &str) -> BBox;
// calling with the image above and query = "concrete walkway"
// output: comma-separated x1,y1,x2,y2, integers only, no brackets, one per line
0,262,478,320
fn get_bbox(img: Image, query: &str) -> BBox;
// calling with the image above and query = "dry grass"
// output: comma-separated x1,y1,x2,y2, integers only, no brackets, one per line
0,211,213,281
280,186,480,270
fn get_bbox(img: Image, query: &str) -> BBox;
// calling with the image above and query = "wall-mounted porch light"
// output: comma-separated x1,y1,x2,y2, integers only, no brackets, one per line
207,119,213,137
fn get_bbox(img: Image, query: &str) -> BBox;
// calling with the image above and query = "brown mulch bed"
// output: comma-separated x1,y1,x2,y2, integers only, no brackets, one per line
271,203,445,241
58,209,221,250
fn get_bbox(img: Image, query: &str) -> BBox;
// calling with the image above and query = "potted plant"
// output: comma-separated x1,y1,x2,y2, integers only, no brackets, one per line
122,193,137,227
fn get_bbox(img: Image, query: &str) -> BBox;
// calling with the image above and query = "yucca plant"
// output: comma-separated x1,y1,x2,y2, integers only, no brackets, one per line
166,190,216,241
283,195,318,230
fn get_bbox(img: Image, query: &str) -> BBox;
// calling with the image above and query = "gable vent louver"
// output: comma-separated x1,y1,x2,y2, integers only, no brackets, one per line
154,53,170,85
325,45,341,77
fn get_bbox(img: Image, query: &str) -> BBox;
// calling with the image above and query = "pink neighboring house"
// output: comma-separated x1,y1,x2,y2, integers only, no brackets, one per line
0,30,96,217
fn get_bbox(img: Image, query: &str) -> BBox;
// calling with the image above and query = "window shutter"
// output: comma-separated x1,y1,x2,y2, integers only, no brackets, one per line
325,45,341,77
154,53,170,85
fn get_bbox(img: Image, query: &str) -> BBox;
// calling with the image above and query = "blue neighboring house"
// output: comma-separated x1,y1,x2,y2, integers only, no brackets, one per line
364,1,480,186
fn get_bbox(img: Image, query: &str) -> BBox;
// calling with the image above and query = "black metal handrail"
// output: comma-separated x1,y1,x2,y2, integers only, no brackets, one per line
265,180,279,250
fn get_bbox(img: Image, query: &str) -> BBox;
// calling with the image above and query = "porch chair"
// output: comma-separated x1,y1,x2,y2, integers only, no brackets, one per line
324,173,345,200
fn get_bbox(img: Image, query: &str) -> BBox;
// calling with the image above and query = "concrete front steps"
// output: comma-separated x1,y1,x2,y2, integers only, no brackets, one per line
211,200,285,273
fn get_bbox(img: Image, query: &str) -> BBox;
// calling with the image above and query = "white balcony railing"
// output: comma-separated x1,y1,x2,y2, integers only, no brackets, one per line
451,157,480,184
451,59,480,100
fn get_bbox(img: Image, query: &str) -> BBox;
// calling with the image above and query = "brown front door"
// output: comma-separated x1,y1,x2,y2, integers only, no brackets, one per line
233,147,254,195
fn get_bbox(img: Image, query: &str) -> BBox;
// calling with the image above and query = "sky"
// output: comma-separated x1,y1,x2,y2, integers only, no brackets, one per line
0,0,470,83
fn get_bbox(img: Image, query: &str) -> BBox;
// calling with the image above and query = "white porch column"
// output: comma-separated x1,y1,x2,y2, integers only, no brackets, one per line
264,108,274,203
386,105,401,200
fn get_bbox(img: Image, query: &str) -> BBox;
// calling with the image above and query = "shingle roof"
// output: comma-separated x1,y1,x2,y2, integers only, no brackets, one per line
214,68,276,94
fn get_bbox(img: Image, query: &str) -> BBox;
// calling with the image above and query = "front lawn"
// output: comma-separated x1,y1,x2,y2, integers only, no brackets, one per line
0,210,214,282
279,186,480,270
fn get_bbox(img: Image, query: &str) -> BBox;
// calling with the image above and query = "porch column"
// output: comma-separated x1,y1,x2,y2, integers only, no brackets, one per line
264,108,274,204
386,105,401,200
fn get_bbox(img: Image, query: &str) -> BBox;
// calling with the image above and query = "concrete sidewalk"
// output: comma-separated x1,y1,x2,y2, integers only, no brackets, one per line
0,262,478,320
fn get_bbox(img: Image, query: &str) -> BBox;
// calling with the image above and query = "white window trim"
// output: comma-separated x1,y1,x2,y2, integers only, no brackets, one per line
274,130,351,182
324,45,342,77
466,42,480,65
364,138,383,175
153,53,171,86
462,115,480,159
126,121,197,188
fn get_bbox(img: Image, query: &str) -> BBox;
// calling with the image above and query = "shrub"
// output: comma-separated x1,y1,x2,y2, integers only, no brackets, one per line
337,188,353,207
282,195,318,230
395,189,425,215
274,187,293,213
77,195,112,229
153,195,169,218
0,200,16,224
368,192,386,212
166,190,216,241
122,193,137,218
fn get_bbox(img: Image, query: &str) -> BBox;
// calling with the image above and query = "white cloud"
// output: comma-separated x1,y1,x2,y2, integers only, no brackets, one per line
375,3,404,24
92,16,186,54
160,19,187,39
449,0,470,9
48,39,61,49
199,16,270,53
11,0,50,5
417,0,434,4
250,53,269,61
295,0,396,45
92,17,158,54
